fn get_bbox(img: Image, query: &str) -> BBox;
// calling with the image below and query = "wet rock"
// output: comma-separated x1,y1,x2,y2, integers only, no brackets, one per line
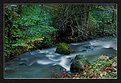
70,55,90,73
55,43,71,55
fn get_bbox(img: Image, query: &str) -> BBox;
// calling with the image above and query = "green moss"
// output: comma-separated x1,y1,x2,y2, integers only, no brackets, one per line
70,55,90,73
55,43,71,55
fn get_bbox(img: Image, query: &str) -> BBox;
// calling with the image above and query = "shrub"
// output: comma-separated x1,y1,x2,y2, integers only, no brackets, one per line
41,36,53,48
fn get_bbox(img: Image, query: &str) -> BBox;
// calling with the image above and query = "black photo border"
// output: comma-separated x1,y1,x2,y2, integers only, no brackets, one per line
0,0,121,83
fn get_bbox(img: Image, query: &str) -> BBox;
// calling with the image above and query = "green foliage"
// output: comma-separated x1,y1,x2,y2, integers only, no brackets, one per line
41,36,53,48
4,4,117,61
19,4,56,26
54,4,116,42
19,5,41,26
4,4,57,61
27,25,57,37
4,4,22,60
90,5,117,37
56,43,71,55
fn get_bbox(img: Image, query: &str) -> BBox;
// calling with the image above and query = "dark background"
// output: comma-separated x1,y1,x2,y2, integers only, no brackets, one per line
0,0,121,83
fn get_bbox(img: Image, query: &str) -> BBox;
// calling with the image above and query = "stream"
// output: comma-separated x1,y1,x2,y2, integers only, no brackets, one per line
4,37,117,79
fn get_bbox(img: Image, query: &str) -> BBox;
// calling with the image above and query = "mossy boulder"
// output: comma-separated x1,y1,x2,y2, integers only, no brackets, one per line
70,55,90,73
55,43,71,55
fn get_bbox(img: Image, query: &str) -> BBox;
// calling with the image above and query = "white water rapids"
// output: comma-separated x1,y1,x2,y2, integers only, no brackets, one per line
4,37,117,78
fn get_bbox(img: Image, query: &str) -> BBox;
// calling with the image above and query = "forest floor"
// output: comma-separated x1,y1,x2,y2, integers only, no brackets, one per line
53,54,117,79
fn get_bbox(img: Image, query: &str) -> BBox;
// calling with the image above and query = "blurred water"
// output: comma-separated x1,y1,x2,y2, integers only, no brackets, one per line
4,37,117,79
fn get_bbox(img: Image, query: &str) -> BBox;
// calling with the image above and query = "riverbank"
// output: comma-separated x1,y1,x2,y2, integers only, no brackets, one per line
4,37,117,79
52,54,117,79
5,36,116,62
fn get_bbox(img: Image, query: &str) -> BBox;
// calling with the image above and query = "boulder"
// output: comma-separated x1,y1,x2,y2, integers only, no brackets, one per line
70,55,90,73
55,43,71,55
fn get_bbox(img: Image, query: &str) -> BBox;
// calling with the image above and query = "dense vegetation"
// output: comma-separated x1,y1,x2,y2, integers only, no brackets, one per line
4,4,117,62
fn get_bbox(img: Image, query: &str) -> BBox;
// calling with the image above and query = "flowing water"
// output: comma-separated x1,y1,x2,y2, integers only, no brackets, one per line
4,37,117,79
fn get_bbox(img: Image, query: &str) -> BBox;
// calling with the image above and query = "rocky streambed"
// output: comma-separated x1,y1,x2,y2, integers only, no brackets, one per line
4,37,117,79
